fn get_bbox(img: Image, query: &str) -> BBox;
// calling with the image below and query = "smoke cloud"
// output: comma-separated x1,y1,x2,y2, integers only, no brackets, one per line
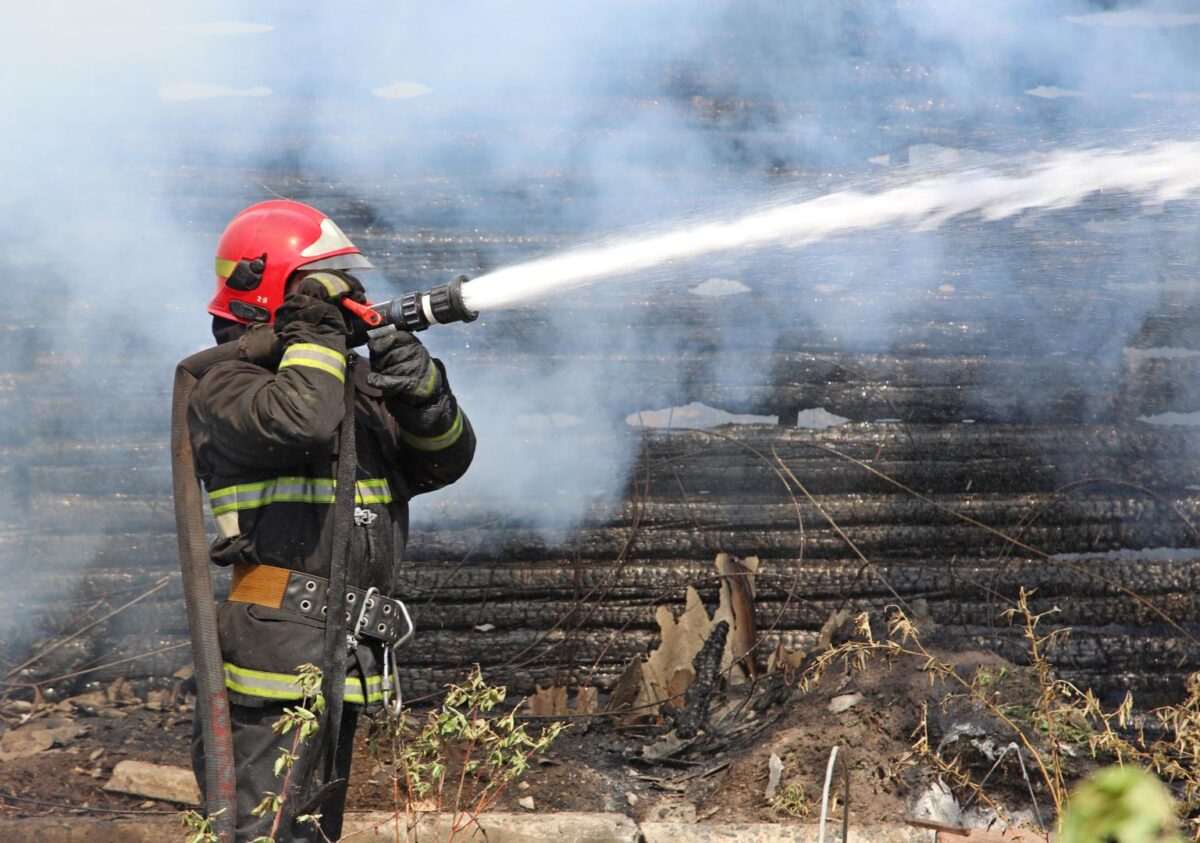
2,0,1200,547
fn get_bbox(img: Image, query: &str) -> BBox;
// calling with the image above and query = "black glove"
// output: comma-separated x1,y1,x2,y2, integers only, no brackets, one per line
273,272,367,337
293,272,367,306
367,331,440,404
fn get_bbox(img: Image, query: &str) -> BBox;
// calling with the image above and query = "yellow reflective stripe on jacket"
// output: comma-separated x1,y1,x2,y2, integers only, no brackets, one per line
398,408,464,452
208,476,393,516
355,478,391,505
223,662,384,704
279,343,347,383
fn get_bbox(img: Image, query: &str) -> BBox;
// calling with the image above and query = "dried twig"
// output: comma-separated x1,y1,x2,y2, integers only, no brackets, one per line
1,642,189,690
772,446,914,617
3,576,173,680
794,441,1200,646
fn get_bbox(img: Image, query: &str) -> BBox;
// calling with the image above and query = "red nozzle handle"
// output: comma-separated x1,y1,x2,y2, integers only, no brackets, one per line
341,297,383,328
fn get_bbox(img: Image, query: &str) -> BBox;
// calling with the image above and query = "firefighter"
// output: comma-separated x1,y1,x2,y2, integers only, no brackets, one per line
187,200,475,841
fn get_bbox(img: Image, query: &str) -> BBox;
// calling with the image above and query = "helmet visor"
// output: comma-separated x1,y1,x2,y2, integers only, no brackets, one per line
300,253,375,272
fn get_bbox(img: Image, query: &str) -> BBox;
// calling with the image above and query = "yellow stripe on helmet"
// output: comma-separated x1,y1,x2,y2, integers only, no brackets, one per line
215,257,238,279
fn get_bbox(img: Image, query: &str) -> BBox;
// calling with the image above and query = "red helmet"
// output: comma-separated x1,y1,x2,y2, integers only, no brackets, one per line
209,200,373,324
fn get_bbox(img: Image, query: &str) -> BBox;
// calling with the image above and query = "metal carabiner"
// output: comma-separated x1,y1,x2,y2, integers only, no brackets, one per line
380,599,415,717
381,644,403,717
392,599,415,648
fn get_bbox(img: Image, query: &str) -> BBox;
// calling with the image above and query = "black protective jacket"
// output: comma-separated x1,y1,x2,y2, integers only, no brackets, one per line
187,317,474,707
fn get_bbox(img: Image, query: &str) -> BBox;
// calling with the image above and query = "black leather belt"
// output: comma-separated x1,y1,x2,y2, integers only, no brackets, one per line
230,563,414,647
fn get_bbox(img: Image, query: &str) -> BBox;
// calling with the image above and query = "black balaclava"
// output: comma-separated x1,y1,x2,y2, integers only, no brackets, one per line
212,315,248,345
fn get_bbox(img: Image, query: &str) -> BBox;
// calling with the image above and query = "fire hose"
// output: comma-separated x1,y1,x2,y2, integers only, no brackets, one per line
171,275,476,841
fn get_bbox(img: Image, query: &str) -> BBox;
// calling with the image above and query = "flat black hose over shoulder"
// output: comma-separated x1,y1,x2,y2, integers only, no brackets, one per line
173,329,352,839
287,363,356,837
172,341,241,842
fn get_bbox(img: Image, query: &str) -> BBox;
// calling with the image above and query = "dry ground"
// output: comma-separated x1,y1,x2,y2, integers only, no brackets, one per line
0,642,1066,831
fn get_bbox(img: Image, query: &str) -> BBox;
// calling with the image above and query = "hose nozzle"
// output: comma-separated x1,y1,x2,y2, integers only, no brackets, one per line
372,275,478,333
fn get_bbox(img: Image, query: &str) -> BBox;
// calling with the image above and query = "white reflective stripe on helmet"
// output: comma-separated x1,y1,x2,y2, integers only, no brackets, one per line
300,217,357,258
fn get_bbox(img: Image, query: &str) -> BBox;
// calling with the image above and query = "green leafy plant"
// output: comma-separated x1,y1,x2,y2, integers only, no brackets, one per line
1060,766,1183,843
179,807,225,843
771,783,812,819
368,665,564,842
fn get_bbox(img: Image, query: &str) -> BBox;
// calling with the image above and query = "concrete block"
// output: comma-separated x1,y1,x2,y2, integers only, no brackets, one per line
102,760,201,806
345,810,641,842
640,823,931,843
0,818,176,843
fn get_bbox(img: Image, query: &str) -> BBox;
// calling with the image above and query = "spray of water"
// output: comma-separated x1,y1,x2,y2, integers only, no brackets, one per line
462,141,1200,312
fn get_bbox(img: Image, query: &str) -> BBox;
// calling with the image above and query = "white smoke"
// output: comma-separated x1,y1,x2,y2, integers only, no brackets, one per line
1,0,1199,536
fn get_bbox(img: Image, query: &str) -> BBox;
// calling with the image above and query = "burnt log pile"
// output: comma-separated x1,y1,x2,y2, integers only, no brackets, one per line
4,355,1200,705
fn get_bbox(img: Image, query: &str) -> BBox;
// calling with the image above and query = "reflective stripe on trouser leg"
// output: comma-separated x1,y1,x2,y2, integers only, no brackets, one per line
223,663,383,705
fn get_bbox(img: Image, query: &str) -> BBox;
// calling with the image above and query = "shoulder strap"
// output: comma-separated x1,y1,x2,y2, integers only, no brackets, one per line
287,367,356,837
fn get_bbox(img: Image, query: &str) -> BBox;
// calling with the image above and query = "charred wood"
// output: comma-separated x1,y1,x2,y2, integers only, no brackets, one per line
670,620,728,739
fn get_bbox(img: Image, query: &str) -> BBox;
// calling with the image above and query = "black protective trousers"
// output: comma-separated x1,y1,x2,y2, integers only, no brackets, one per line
192,701,359,842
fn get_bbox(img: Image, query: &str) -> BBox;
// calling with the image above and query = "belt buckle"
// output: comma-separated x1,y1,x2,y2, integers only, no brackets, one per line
350,588,376,648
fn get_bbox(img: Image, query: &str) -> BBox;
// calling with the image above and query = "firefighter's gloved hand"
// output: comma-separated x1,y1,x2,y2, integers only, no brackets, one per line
292,272,367,305
367,331,440,404
273,273,367,337
273,293,348,337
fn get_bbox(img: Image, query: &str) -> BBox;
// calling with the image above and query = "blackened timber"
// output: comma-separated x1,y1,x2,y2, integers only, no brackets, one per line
7,420,1195,468
4,417,1200,702
638,424,1196,462
693,383,1101,424
403,521,1197,561
22,489,1200,529
398,593,1200,634
394,555,1200,603
8,552,1196,612
21,465,172,496
0,533,179,569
